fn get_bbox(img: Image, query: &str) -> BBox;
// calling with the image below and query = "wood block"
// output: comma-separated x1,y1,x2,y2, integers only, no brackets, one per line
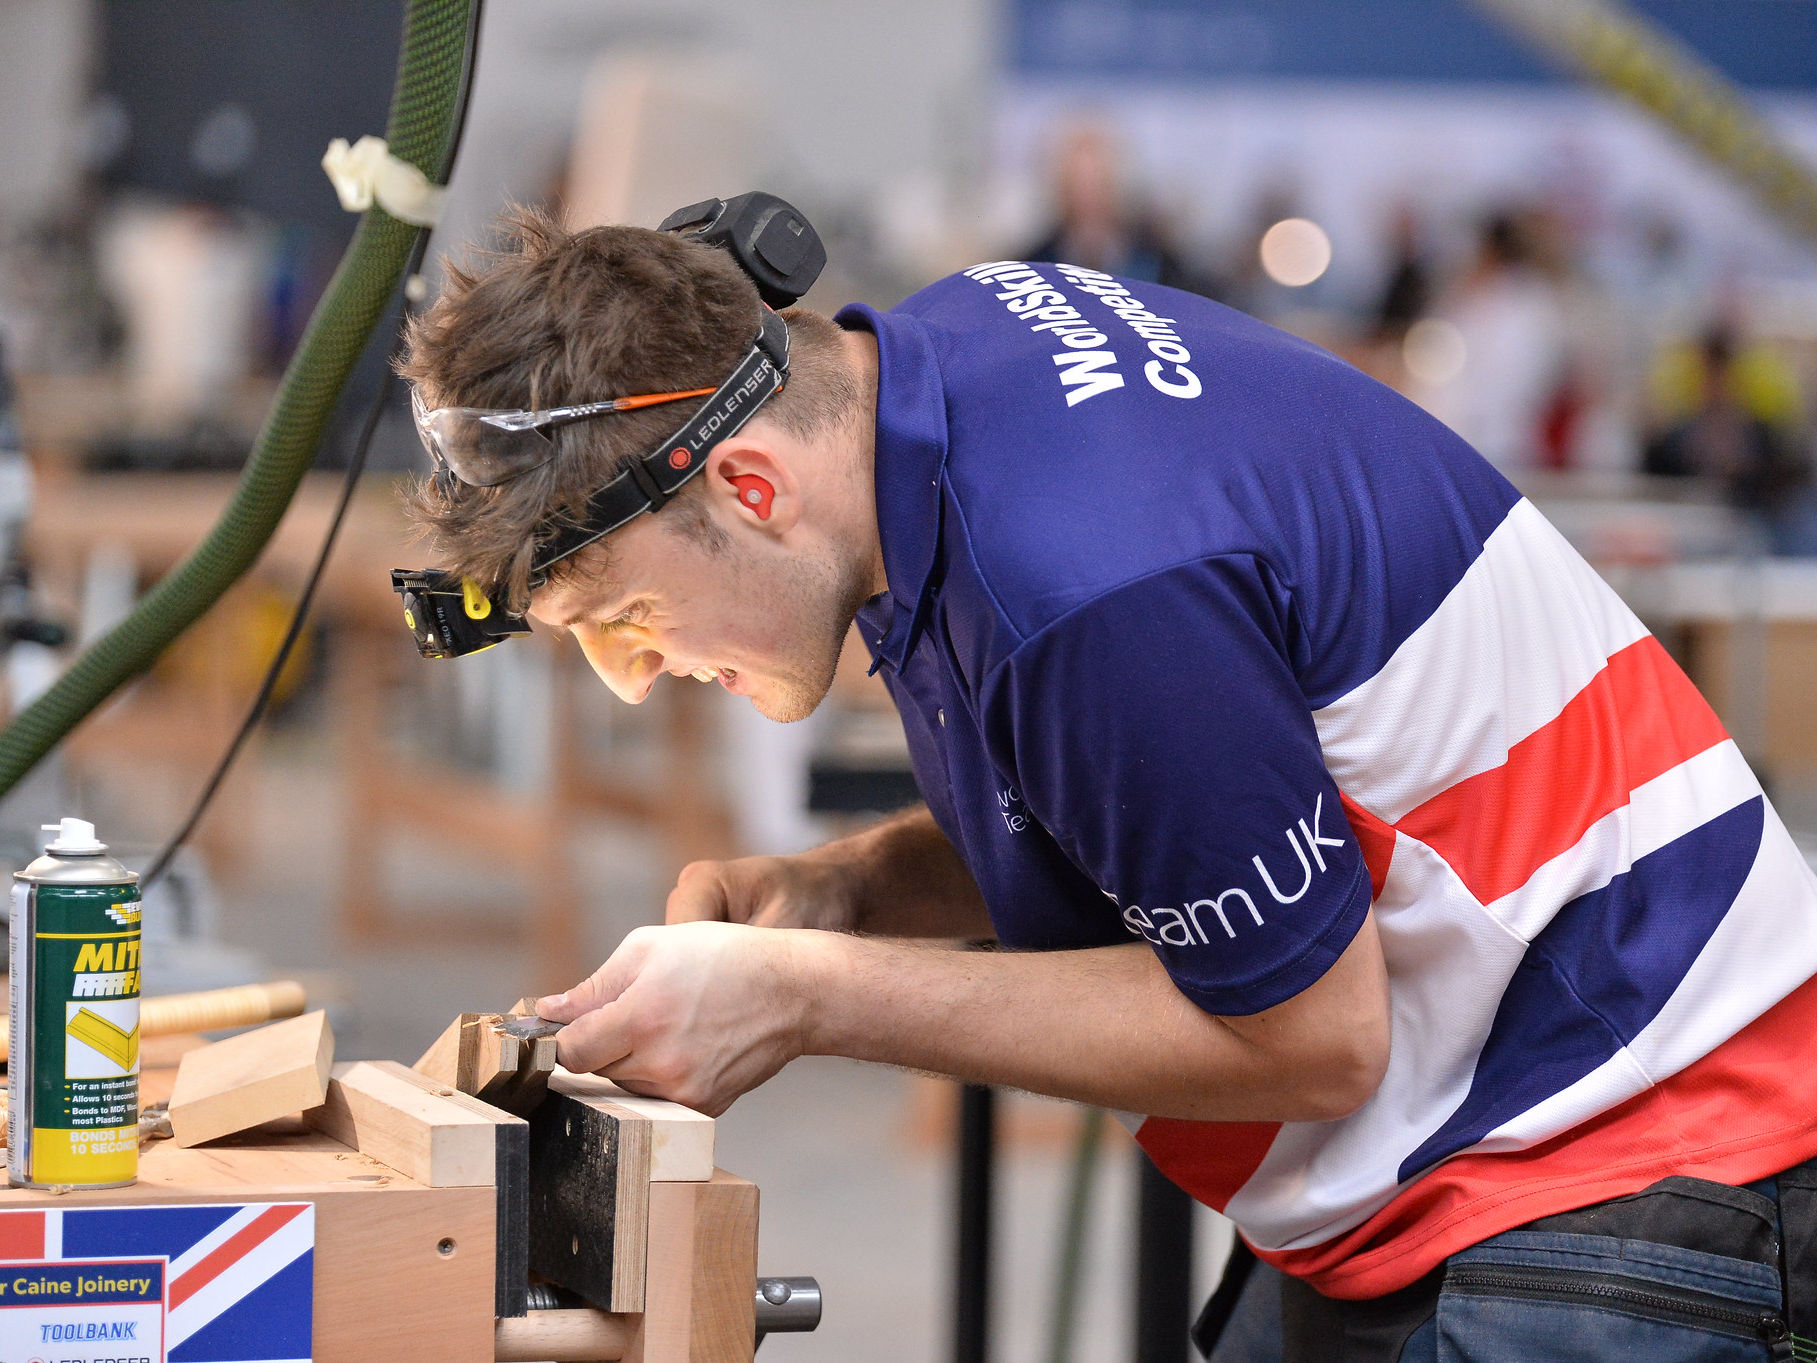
0,1130,496,1363
527,1085,651,1312
308,1060,531,1317
553,1068,715,1181
415,1012,514,1091
627,1171,759,1363
167,1009,333,1147
504,1033,557,1113
308,1061,504,1187
414,1012,554,1115
499,1003,558,1114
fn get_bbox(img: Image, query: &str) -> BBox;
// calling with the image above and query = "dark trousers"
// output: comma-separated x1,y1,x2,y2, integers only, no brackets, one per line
1207,1160,1817,1363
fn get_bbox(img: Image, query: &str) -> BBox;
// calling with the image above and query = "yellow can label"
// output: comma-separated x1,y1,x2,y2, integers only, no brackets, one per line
29,1124,137,1185
9,877,140,1188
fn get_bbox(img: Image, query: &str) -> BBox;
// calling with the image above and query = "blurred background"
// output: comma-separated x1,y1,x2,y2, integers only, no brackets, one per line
3,1,1817,1359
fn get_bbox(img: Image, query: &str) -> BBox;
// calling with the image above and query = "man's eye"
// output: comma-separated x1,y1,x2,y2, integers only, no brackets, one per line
603,602,647,629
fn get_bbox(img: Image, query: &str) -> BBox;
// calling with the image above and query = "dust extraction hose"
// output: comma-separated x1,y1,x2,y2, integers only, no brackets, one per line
0,0,476,800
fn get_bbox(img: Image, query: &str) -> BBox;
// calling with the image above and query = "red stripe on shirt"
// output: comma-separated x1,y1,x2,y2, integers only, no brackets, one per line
1340,793,1395,901
169,1203,307,1310
1255,965,1817,1299
1396,636,1728,906
1137,1116,1281,1214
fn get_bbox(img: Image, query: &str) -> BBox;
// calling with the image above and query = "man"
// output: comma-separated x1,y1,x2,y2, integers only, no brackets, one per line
400,208,1817,1359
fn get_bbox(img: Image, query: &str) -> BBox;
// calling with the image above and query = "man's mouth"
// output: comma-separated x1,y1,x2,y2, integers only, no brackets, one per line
690,666,742,692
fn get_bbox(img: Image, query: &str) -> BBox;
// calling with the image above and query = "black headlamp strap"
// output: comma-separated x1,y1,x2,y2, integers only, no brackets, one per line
531,308,790,576
624,456,670,511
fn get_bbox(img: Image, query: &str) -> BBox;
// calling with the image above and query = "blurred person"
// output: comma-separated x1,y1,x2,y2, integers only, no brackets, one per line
1525,200,1636,473
1222,180,1304,321
1370,203,1432,343
1021,123,1212,294
1419,210,1569,472
400,208,1817,1362
1610,210,1707,355
1646,323,1817,554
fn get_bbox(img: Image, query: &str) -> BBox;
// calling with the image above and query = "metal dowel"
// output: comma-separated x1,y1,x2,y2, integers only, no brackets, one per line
1134,1154,1196,1363
953,1082,997,1363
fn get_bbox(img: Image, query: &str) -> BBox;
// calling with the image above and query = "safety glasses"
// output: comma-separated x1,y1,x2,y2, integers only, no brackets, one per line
411,384,716,488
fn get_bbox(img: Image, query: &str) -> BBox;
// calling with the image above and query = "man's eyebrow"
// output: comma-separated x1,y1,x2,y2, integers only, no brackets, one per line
552,581,626,630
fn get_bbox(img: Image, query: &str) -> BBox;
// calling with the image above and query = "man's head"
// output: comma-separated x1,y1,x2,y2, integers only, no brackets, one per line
398,206,882,720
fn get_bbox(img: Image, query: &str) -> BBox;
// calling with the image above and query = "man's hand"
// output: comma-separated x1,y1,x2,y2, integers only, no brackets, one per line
666,808,995,939
535,921,819,1116
664,854,859,930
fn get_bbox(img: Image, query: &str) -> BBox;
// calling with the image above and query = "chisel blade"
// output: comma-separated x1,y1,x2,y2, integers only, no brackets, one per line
499,1014,562,1041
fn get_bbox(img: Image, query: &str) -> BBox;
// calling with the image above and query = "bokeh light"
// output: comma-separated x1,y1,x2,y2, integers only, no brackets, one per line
1258,217,1332,287
1402,317,1468,386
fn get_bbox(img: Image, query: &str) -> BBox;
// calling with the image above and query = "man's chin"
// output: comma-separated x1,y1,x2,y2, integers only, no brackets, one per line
746,676,833,724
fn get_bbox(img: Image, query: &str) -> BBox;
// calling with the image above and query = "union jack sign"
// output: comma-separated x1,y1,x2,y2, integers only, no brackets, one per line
0,1202,313,1362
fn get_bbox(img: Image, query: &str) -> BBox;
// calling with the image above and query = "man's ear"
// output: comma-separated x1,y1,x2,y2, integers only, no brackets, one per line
707,437,799,534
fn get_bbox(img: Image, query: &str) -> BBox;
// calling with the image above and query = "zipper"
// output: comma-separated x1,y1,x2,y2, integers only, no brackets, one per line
1445,1263,1788,1344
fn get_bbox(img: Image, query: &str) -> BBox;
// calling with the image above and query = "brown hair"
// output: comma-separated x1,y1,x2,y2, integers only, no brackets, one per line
397,204,858,608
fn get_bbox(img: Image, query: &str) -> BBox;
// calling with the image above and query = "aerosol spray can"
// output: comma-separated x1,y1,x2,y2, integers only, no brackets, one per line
8,818,141,1188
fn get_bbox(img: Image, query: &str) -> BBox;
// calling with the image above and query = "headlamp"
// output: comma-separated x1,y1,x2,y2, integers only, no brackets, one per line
391,568,532,659
390,191,824,661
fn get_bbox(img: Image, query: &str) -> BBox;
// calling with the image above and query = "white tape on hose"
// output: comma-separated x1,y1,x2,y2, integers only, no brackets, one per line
321,135,446,228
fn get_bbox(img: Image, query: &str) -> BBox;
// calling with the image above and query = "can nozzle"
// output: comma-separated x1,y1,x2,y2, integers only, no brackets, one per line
41,818,104,855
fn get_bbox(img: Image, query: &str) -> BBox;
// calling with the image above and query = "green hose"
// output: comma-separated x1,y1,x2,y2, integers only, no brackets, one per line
0,0,475,799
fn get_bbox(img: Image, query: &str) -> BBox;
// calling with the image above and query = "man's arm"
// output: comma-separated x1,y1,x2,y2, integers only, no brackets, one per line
536,909,1389,1122
665,805,994,940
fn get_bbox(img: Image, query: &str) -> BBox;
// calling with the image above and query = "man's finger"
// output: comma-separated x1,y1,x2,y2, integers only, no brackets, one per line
536,941,642,1021
552,998,636,1075
664,869,731,924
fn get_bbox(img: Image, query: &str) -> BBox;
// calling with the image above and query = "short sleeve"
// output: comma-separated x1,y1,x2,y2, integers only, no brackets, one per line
982,556,1370,1015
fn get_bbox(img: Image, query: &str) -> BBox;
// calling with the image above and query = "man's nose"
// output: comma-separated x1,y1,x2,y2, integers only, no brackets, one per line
575,627,663,704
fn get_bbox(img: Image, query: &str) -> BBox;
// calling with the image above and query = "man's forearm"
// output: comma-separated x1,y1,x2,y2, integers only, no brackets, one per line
803,806,993,939
793,926,1387,1124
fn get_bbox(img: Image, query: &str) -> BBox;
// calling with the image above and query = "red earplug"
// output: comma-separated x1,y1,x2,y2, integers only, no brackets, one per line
729,474,775,520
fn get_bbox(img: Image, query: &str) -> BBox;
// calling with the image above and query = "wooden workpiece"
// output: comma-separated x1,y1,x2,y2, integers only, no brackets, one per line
415,1012,556,1115
167,1008,334,1147
310,1060,507,1187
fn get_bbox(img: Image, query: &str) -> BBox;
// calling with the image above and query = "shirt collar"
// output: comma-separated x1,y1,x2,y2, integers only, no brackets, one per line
836,301,950,672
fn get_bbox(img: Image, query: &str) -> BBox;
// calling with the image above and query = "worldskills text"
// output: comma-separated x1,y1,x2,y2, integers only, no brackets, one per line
961,260,1205,406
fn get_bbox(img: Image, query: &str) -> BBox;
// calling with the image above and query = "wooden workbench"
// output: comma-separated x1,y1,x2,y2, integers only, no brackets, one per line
0,1049,757,1362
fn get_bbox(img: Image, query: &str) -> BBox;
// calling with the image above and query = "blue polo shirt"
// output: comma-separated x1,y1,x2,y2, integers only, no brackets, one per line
835,260,1515,1016
827,264,1817,1299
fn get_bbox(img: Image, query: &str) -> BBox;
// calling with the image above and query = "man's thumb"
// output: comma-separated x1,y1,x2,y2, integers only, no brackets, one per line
536,957,629,1022
533,988,584,1022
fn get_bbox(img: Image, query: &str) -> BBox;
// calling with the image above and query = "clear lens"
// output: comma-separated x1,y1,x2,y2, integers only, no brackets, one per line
425,409,561,487
407,385,716,489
